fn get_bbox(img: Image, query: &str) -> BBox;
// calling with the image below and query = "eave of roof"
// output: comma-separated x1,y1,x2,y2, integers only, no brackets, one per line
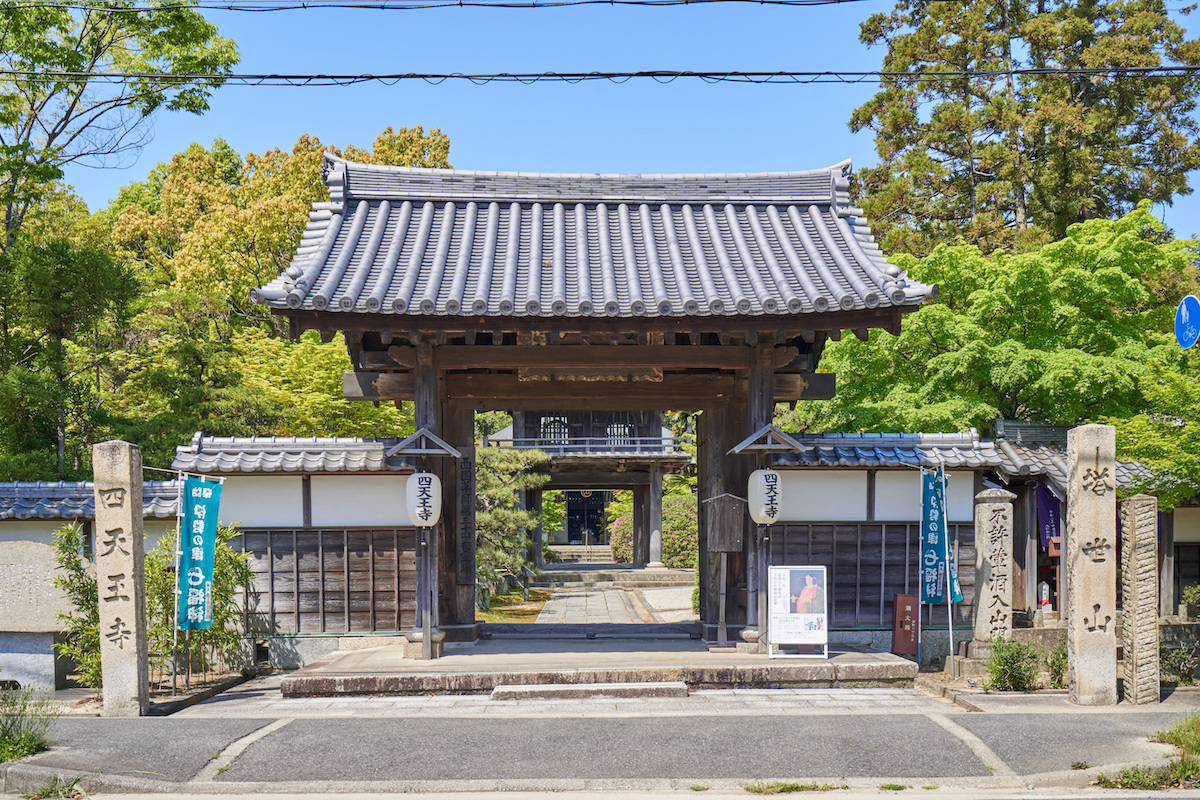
0,481,180,521
172,432,415,474
251,155,937,322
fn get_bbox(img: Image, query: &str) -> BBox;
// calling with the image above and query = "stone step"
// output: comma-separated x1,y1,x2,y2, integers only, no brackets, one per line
490,680,689,700
533,569,695,587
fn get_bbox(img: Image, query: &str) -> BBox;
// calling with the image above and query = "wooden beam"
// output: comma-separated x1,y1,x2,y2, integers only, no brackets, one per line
343,371,414,400
282,307,912,339
345,369,835,402
774,372,836,400
443,345,754,371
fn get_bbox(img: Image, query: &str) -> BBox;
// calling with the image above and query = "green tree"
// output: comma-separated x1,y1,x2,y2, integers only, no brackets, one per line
475,448,551,603
52,522,101,691
0,3,239,243
791,205,1197,434
852,0,1200,255
0,240,135,477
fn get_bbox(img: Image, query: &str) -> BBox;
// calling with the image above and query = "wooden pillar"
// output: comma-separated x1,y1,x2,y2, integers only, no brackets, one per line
1161,511,1176,617
530,489,544,569
701,405,743,646
446,402,476,630
408,340,443,656
648,466,664,568
742,342,773,646
633,484,649,568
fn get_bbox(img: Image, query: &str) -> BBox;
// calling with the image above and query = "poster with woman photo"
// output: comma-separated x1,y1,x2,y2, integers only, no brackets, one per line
768,565,828,653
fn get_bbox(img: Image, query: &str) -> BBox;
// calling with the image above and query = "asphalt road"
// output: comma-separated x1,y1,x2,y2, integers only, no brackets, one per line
9,708,1186,789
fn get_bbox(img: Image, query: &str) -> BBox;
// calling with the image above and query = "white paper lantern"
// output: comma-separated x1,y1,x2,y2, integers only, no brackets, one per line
747,469,783,525
406,472,442,527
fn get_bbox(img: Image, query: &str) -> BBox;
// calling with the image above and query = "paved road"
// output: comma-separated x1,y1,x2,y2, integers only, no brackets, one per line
3,678,1196,796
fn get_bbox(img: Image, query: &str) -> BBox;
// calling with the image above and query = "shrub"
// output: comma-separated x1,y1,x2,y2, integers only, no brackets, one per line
1161,644,1198,685
52,523,101,691
0,670,57,762
1045,643,1068,688
983,637,1039,692
609,494,698,569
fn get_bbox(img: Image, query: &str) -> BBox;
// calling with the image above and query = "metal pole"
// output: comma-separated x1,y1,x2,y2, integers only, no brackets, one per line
942,469,956,679
172,472,184,697
421,527,432,661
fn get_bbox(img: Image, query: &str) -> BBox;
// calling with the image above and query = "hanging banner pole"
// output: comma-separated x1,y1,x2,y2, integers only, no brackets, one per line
942,468,956,679
172,471,184,697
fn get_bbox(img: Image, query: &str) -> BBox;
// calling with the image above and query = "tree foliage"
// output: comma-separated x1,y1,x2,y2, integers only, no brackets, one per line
474,448,551,603
788,205,1198,434
0,3,239,243
852,0,1200,255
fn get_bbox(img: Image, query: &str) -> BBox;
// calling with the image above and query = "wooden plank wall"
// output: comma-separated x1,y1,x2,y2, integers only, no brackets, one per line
235,528,417,635
767,521,976,627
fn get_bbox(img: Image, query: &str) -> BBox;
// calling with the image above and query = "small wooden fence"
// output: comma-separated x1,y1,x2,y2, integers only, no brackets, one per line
234,528,417,635
766,521,976,627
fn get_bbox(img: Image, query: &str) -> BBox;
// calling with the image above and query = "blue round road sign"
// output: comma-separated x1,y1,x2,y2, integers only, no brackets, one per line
1178,295,1200,348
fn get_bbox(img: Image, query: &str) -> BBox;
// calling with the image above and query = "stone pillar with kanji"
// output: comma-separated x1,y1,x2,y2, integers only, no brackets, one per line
92,441,149,716
1066,424,1118,706
1121,494,1160,704
971,488,1016,654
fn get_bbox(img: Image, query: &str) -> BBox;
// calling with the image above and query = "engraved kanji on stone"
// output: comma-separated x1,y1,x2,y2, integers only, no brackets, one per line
1084,603,1113,634
1082,536,1112,563
99,528,130,557
98,487,126,508
103,573,129,602
106,617,131,648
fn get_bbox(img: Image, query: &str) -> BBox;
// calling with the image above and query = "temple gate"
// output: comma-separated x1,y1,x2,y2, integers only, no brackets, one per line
252,156,936,652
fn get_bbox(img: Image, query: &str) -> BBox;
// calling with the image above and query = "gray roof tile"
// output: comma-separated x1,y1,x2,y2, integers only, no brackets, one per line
172,432,414,474
0,481,180,520
251,156,937,319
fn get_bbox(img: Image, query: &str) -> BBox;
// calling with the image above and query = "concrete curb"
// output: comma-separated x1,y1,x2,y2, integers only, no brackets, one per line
280,661,919,696
152,673,257,716
490,680,689,700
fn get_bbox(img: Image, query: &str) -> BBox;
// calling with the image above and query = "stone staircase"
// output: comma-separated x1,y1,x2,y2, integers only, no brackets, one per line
548,544,613,563
533,562,696,589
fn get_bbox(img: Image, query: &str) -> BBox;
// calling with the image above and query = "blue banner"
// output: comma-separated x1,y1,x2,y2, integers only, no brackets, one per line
177,477,222,630
921,467,963,604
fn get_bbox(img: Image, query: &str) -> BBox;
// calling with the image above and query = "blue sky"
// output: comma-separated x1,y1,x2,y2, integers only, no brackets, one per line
60,1,1199,238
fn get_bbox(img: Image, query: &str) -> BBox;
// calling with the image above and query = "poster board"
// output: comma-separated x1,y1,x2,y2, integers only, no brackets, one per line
767,565,828,659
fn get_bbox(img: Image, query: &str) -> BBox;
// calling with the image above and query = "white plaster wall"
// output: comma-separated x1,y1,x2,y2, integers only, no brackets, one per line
778,471,867,522
1175,507,1200,543
312,475,411,527
144,519,175,551
219,476,303,528
874,470,975,522
0,520,67,545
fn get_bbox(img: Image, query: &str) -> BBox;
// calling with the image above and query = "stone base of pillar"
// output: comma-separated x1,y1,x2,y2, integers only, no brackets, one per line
405,628,446,643
646,561,666,570
403,641,444,659
740,627,760,643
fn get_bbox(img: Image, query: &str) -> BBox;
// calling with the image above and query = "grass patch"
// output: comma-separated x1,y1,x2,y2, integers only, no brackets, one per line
21,776,83,799
1096,713,1200,789
983,637,1039,692
744,781,843,793
0,682,57,763
474,588,554,623
689,785,709,791
920,787,938,791
879,783,907,791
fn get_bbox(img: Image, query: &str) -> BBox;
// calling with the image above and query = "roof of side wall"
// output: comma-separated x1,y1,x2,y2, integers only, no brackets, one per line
251,156,937,321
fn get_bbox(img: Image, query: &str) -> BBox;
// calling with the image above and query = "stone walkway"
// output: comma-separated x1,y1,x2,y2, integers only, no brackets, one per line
535,584,697,624
176,674,954,718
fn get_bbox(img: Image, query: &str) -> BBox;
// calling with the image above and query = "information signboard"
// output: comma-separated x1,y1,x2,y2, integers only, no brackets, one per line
767,565,828,659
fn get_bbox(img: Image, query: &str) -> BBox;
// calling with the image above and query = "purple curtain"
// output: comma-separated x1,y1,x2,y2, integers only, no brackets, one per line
1035,481,1062,551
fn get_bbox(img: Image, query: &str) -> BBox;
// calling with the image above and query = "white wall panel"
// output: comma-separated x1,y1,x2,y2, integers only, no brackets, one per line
312,475,411,527
1175,507,1200,543
219,476,303,528
777,471,867,521
874,471,921,521
0,520,64,544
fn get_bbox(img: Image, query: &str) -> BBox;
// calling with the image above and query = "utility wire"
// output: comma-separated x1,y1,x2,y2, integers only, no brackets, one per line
0,0,887,9
1,66,1198,85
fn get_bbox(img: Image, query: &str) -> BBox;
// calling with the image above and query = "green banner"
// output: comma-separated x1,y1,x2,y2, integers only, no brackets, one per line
177,476,222,630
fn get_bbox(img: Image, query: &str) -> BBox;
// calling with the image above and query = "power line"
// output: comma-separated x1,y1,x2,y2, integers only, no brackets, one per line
1,66,1198,86
0,0,884,9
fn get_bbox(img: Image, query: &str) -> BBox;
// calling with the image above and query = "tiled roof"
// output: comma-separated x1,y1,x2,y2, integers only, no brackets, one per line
250,156,937,319
172,432,414,474
773,426,1159,496
771,430,1000,470
0,481,180,520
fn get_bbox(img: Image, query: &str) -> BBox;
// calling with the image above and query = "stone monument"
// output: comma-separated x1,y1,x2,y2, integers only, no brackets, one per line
93,440,149,716
0,541,81,689
1066,424,1118,706
1121,494,1160,704
972,488,1016,651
